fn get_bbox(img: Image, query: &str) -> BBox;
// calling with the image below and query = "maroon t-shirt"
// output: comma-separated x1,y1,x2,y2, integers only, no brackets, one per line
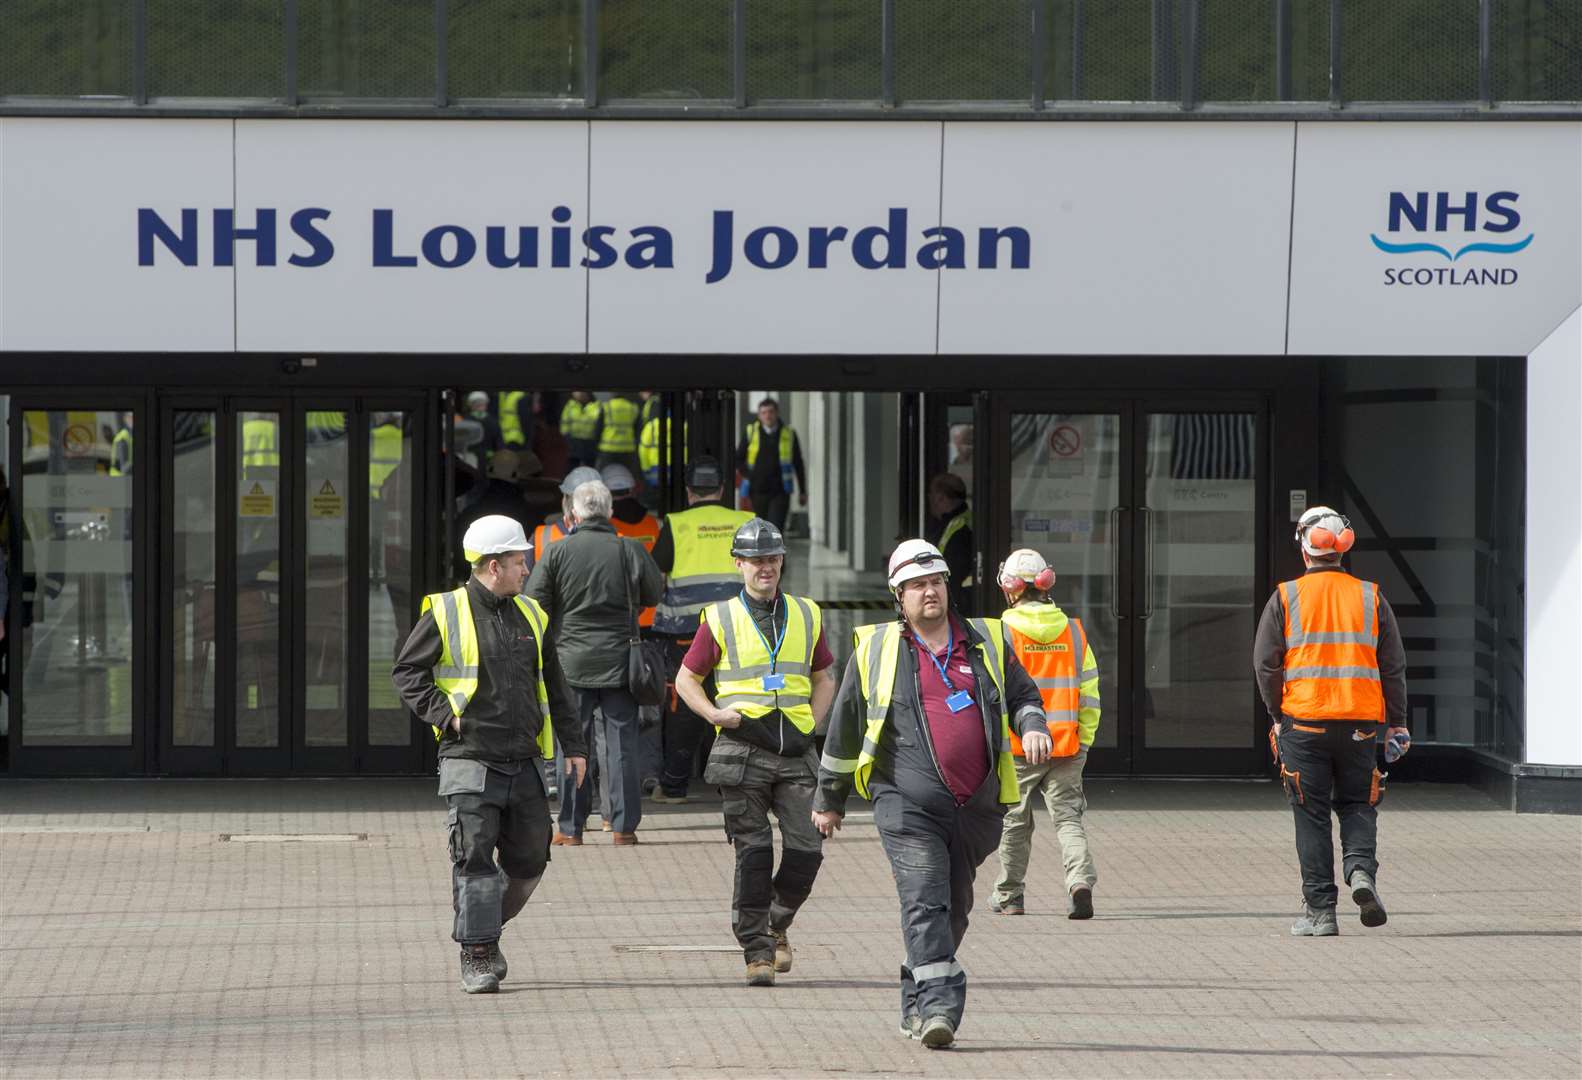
907,619,989,805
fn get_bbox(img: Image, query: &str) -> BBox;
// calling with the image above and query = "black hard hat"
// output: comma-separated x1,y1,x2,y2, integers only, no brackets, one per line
686,455,724,491
732,517,787,558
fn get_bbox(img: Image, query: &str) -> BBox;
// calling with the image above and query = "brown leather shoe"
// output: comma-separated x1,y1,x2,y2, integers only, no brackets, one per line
551,832,582,846
611,832,639,846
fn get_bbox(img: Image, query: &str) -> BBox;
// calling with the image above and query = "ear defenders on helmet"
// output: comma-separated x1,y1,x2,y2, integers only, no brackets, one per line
1295,509,1355,554
997,563,1056,595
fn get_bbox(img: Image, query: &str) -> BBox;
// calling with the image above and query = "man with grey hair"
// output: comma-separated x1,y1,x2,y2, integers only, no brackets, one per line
528,480,663,845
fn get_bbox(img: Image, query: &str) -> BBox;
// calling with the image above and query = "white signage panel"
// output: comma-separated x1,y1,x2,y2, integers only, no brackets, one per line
1,118,235,351
938,122,1295,355
587,122,943,354
235,120,589,353
1287,122,1582,356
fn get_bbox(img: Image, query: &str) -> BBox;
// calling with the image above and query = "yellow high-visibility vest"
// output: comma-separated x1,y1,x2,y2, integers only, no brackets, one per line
843,619,1018,804
242,417,281,469
369,422,403,499
701,594,822,735
420,587,555,758
109,428,134,477
745,423,796,492
498,391,528,447
597,397,640,453
638,416,690,478
654,503,754,636
561,400,601,441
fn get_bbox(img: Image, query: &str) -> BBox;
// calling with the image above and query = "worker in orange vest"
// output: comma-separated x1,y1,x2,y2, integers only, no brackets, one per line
1255,506,1410,937
988,548,1101,920
601,463,660,629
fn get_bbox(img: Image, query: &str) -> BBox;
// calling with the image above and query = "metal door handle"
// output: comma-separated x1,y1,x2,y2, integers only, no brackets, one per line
1109,507,1126,619
1139,506,1154,618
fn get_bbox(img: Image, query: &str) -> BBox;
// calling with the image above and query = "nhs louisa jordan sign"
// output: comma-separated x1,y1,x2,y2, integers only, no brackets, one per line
0,118,1577,355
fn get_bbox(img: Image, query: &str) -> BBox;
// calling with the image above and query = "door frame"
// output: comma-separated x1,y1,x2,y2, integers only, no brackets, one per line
987,392,1270,777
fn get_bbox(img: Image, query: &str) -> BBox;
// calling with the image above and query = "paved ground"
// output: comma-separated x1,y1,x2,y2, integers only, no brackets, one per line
1,777,1578,1079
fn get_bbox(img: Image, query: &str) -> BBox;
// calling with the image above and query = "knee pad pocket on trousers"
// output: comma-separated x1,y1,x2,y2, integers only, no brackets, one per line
773,848,824,900
735,844,776,906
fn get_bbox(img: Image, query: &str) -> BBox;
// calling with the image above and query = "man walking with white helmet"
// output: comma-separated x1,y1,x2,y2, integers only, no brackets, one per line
989,549,1102,919
392,515,587,994
1255,506,1410,937
813,539,1050,1048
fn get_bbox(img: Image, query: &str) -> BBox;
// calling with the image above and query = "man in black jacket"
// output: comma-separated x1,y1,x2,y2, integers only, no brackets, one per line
528,479,663,846
392,515,587,994
735,398,807,531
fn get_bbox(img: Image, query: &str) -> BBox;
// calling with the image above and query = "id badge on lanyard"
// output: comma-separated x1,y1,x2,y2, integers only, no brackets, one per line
945,689,974,713
762,673,787,691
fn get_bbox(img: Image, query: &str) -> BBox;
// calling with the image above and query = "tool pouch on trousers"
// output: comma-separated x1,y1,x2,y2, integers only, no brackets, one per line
1370,768,1386,806
437,757,488,796
703,737,750,787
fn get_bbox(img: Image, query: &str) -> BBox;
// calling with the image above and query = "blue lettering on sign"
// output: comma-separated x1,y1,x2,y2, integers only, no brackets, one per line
135,205,1033,283
1372,190,1532,262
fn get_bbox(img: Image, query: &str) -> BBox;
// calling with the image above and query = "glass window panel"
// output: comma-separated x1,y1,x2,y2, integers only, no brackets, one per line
299,0,435,100
449,0,581,99
368,411,414,747
1342,0,1479,102
1049,0,1170,103
600,0,733,101
896,0,1029,102
146,0,285,98
1493,0,1582,103
0,0,135,97
237,411,282,748
304,410,350,747
1,398,9,767
1009,413,1121,751
19,410,135,746
1141,413,1256,749
171,411,217,748
747,0,881,101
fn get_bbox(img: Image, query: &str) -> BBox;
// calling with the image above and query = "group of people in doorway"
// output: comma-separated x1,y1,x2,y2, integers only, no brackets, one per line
393,412,1410,1050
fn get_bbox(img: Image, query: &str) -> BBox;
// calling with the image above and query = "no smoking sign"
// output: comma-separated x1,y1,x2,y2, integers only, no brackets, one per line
1048,424,1082,458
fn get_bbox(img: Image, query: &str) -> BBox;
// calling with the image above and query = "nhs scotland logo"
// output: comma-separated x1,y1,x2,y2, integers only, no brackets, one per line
1369,191,1531,287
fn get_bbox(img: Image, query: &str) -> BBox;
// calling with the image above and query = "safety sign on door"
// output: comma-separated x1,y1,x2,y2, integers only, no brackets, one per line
310,478,344,519
239,480,276,518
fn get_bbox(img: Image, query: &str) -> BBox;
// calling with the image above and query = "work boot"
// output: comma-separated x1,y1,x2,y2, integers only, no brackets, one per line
1290,903,1339,937
612,831,639,846
897,1015,923,1041
745,960,776,987
772,930,793,973
990,895,1024,915
488,941,507,982
1068,884,1094,920
1350,871,1388,927
459,945,500,994
651,790,688,805
919,1015,956,1049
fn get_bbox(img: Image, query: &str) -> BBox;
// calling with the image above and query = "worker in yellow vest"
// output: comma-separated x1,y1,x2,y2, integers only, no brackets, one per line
497,390,533,449
735,397,806,530
391,515,587,994
560,391,601,468
674,518,836,987
638,413,689,491
814,539,1049,1049
1256,506,1409,937
988,549,1101,920
109,413,134,477
593,394,643,498
925,472,974,613
651,457,754,800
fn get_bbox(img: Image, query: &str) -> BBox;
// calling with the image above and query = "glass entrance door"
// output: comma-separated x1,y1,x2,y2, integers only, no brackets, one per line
993,399,1264,775
160,397,425,775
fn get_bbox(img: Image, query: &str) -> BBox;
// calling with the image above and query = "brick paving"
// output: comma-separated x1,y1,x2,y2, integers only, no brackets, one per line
1,778,1579,1079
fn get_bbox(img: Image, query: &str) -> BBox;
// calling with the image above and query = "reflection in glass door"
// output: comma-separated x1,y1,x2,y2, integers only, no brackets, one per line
997,401,1263,775
237,409,285,752
303,410,350,749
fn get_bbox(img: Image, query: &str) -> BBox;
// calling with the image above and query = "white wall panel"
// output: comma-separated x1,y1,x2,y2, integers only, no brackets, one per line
1,118,234,352
938,122,1295,355
234,120,588,353
1288,122,1582,356
587,122,942,354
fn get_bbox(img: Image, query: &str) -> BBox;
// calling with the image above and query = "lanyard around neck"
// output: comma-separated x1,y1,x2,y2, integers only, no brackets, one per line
740,590,786,672
918,629,958,692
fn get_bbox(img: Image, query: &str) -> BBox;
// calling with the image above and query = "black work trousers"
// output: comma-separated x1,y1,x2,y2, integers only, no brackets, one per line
440,758,551,945
707,738,824,964
872,771,1005,1029
660,639,712,796
751,491,790,531
1277,717,1384,909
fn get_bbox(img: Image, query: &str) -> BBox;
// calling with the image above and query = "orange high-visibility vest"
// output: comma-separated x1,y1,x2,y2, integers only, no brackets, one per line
1279,572,1384,722
612,513,661,628
1005,613,1087,759
533,520,568,558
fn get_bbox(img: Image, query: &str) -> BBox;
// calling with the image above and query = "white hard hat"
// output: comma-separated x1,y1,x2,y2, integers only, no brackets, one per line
559,465,602,495
1295,505,1355,556
462,515,530,562
487,449,520,482
888,538,949,591
600,462,636,493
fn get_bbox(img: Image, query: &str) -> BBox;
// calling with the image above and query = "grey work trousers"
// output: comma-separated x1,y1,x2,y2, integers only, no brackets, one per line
440,757,551,946
873,771,1005,1029
706,737,825,965
993,748,1097,904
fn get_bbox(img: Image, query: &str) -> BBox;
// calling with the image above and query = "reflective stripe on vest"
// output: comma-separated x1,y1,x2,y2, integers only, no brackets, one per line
597,398,640,453
745,424,796,491
639,417,689,477
498,391,526,446
613,514,662,627
533,520,568,557
421,587,555,758
1002,604,1086,758
830,619,1019,804
703,594,822,734
938,508,970,553
1279,573,1384,722
109,428,133,476
561,400,600,441
654,504,755,635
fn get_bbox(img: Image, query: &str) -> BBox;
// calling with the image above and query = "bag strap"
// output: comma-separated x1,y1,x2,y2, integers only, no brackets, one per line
616,533,641,641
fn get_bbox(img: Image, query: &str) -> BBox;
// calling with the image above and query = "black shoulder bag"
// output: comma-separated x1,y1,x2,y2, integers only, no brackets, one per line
619,537,668,707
